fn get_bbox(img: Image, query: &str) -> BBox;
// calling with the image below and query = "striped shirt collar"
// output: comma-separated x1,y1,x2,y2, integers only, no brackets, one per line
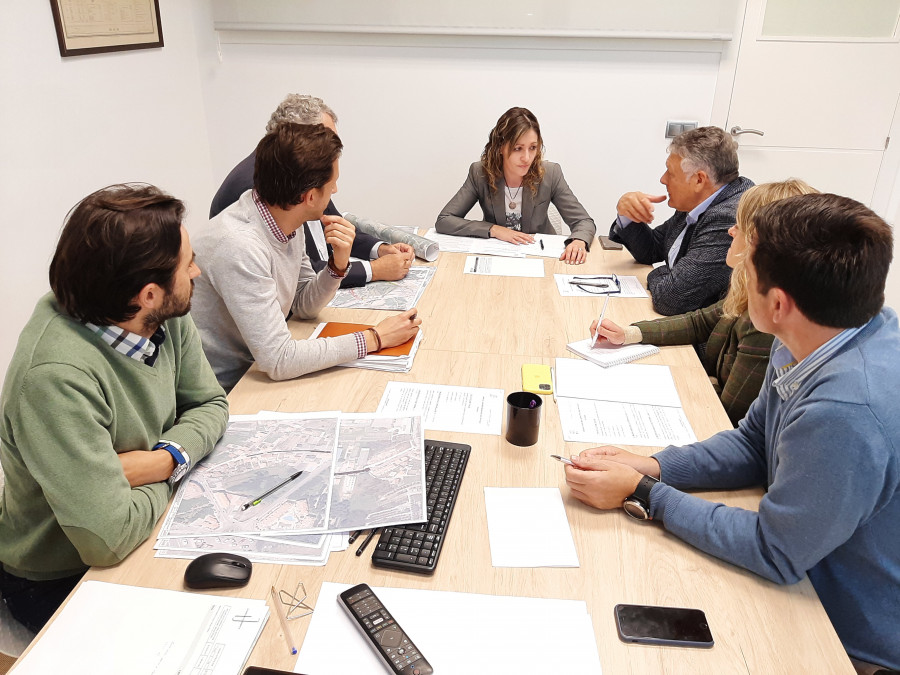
85,322,167,366
771,321,869,400
252,189,296,243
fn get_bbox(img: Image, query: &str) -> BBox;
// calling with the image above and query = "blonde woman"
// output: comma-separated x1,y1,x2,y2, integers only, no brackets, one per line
435,107,596,264
593,179,817,426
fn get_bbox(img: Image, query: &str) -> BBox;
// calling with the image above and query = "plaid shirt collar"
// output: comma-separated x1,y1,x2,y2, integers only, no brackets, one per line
85,322,167,366
253,190,296,243
770,321,868,400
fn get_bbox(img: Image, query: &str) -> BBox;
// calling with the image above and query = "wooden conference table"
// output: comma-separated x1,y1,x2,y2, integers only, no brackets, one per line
16,243,853,674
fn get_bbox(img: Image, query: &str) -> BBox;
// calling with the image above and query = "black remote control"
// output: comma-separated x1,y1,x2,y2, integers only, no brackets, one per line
338,583,434,675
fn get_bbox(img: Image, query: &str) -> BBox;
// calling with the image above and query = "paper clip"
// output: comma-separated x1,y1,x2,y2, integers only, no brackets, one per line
279,581,315,620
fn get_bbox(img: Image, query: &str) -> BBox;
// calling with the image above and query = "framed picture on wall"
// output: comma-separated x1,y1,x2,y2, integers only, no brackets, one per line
49,0,163,57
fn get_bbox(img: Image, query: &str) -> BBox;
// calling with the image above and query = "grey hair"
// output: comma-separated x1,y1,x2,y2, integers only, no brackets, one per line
265,94,338,134
668,126,739,186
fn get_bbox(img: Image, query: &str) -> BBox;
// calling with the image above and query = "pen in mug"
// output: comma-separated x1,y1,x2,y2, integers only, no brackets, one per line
590,294,611,349
550,454,576,466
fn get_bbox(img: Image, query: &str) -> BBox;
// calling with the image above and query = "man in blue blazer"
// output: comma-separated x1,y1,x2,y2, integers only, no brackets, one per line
609,126,753,315
210,94,414,288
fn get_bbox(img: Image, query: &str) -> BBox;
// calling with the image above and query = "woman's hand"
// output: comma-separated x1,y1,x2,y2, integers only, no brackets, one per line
489,225,534,244
590,318,626,345
560,240,587,264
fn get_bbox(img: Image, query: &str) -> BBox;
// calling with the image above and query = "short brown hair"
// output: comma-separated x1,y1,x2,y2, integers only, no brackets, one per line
253,123,343,209
751,193,893,328
481,107,545,196
49,184,184,325
669,126,739,186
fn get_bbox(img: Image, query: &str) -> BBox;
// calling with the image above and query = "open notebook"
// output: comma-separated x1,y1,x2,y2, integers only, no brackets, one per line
566,337,659,368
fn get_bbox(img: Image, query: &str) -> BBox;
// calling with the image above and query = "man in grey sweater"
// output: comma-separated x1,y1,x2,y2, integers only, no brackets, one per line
191,123,421,391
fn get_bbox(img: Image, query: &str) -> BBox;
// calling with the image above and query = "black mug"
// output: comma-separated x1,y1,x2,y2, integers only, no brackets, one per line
505,391,542,446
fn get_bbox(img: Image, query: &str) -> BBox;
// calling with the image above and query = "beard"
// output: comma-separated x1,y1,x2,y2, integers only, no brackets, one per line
143,281,193,333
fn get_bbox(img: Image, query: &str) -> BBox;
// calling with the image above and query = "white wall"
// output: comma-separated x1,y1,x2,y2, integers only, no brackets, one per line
0,0,213,383
197,35,719,231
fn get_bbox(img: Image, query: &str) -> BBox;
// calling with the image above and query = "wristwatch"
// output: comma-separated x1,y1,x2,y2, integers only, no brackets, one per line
623,475,659,521
152,440,190,485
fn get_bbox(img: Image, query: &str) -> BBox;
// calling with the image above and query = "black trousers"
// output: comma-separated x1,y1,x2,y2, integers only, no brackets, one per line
0,567,83,633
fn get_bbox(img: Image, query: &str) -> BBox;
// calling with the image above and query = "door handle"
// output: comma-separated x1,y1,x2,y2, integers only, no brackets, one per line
730,126,765,137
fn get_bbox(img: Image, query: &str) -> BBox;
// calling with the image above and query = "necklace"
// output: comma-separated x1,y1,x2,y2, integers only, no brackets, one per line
505,185,522,210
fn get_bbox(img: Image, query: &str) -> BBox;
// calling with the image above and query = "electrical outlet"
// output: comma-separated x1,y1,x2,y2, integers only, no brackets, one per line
665,121,699,138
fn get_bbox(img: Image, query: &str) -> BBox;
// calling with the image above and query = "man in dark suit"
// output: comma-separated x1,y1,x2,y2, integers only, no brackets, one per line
209,94,414,288
609,126,753,315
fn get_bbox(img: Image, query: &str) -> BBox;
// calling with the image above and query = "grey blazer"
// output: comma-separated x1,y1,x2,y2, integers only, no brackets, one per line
435,161,596,248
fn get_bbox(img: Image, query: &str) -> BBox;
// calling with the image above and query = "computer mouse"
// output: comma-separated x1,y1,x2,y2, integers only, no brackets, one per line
184,552,252,589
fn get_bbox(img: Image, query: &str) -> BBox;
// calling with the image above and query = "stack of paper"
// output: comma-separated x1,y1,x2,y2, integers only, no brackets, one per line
295,582,602,674
554,357,697,446
155,412,427,565
327,266,435,310
377,381,504,435
423,229,570,259
310,321,423,372
464,255,545,277
12,581,268,675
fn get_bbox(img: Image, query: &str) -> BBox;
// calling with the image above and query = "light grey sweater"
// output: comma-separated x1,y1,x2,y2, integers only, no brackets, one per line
191,190,360,390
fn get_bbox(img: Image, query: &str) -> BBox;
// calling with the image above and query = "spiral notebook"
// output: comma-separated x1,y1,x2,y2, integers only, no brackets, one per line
566,337,659,368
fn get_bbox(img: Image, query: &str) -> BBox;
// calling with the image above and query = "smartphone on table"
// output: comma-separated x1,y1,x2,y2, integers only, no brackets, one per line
614,604,714,648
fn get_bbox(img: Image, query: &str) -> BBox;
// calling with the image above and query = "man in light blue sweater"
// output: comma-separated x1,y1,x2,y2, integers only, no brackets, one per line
566,193,899,672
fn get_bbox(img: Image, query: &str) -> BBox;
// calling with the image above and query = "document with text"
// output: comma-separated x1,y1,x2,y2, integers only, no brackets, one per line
558,397,697,446
464,255,545,277
377,382,504,435
554,274,648,298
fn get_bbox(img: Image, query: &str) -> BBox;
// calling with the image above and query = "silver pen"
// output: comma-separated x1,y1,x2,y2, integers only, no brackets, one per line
550,454,576,466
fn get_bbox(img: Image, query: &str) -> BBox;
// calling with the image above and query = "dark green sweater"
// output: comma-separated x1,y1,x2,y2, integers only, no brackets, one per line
0,294,228,580
635,299,774,426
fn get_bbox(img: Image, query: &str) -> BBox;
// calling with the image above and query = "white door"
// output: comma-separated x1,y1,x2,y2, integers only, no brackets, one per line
725,0,900,205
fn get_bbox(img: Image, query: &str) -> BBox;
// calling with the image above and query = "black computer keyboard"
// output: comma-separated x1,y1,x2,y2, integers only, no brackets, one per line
371,439,471,575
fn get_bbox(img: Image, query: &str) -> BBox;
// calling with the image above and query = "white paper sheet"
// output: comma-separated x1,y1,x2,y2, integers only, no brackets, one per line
558,397,697,446
464,255,545,277
517,233,569,258
377,381,504,435
484,487,580,567
13,581,268,675
295,582,602,675
554,357,682,408
554,274,649,298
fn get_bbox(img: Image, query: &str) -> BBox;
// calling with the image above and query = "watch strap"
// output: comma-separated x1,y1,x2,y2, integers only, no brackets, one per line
153,440,190,485
632,475,659,506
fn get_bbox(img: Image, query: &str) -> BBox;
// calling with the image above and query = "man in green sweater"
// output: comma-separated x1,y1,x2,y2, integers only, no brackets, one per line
0,184,229,632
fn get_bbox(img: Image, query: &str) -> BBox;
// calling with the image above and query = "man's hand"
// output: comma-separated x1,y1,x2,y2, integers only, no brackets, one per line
371,252,413,281
118,450,175,488
590,319,626,345
321,215,357,270
489,225,534,244
366,308,422,352
616,192,667,224
560,240,587,265
378,242,415,262
564,456,644,510
577,446,661,477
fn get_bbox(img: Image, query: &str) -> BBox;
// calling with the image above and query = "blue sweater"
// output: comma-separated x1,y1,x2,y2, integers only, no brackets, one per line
649,308,900,669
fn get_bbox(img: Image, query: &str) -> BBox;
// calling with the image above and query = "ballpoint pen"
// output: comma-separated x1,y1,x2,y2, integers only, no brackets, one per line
355,528,380,556
590,294,611,349
550,454,576,466
348,530,362,544
270,585,298,655
550,366,557,403
240,471,303,511
539,239,545,250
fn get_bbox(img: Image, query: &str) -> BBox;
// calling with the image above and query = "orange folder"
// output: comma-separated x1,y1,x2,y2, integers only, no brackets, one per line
316,322,416,356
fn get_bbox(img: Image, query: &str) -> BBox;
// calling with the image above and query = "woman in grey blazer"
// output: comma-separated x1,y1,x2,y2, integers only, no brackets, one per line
435,107,596,264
